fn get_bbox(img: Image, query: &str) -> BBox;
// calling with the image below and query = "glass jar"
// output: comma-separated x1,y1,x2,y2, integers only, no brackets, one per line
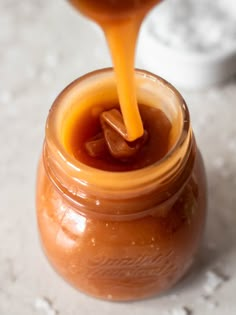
36,69,207,301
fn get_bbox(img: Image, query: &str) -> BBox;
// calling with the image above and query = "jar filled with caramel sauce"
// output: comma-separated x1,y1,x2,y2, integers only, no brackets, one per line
36,69,207,301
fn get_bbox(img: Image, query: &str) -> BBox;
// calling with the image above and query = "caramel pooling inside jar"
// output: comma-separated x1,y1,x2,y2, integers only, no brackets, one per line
85,109,148,160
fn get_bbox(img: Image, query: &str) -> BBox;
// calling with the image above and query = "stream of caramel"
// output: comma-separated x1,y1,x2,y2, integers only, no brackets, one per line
68,0,162,141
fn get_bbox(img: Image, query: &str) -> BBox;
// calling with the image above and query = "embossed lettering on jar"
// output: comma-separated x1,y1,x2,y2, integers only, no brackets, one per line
36,69,207,301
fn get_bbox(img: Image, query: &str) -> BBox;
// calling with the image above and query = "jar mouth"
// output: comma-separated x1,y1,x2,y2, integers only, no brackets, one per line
46,68,190,190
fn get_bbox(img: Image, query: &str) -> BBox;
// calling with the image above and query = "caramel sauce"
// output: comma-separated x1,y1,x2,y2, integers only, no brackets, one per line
65,104,171,171
69,0,162,141
35,0,207,301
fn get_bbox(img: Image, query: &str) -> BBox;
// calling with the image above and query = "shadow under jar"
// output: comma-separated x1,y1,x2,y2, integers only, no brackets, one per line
36,69,207,301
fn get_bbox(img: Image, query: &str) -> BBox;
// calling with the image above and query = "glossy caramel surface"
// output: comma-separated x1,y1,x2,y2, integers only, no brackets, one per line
64,104,171,171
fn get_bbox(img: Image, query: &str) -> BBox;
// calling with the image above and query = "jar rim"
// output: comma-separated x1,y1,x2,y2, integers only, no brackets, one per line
45,68,190,190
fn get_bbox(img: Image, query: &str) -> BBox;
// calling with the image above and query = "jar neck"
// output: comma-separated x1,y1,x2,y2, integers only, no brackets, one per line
43,69,195,219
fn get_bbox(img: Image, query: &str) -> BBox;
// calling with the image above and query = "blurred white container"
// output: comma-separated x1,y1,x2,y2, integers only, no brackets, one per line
138,0,236,90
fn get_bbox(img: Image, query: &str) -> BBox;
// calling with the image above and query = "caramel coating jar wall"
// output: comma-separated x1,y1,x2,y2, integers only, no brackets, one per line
36,69,207,301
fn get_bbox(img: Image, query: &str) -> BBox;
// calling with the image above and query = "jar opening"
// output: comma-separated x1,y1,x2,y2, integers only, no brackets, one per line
45,68,190,191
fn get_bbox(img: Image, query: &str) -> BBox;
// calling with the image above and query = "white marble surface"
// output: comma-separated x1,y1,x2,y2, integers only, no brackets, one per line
0,1,236,314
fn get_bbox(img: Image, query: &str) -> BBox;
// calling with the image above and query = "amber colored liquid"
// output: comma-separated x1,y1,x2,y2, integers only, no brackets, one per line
65,104,171,171
36,1,208,302
37,139,207,300
69,0,162,141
